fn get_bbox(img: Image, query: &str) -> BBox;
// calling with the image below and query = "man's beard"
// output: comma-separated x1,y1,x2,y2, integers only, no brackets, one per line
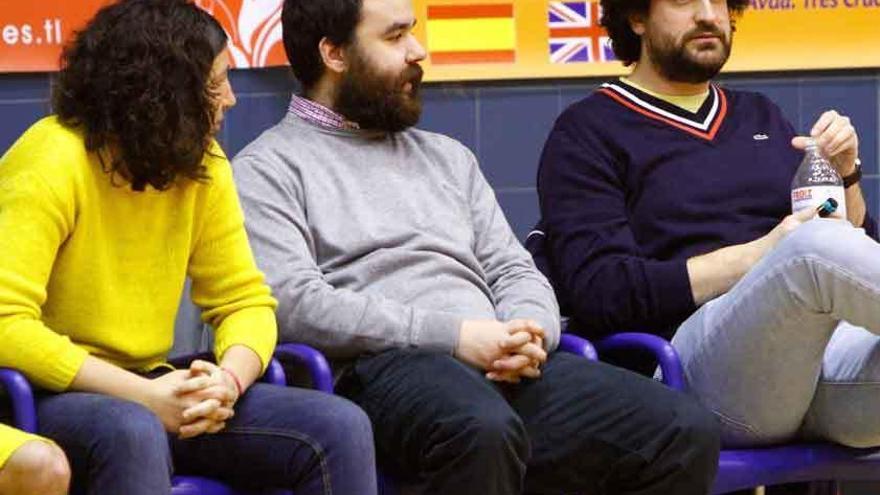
646,22,732,84
334,47,424,133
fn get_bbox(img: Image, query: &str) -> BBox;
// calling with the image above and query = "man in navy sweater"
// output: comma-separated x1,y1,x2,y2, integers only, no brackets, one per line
534,0,880,448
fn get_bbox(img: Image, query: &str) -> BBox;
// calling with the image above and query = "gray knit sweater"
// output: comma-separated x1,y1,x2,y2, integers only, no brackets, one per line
233,111,560,365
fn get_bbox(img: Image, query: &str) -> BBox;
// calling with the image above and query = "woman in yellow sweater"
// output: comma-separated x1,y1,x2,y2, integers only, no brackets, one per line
0,1,376,493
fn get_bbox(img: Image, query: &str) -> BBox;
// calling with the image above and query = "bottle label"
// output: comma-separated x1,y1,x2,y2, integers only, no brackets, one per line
791,186,847,218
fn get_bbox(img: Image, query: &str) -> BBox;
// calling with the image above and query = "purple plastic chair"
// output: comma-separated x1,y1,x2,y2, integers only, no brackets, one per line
0,347,328,495
567,332,880,495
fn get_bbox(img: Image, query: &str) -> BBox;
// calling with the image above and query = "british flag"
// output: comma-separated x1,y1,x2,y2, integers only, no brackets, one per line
548,1,615,64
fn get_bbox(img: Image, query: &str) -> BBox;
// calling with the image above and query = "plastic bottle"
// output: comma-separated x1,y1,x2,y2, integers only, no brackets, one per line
791,139,846,217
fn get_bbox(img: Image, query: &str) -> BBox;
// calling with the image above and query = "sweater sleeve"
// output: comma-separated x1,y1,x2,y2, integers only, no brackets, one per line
462,147,561,351
0,163,89,391
188,157,278,372
537,113,696,338
233,153,462,358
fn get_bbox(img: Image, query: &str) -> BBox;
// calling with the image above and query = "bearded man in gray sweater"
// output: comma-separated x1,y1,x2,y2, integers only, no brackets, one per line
233,0,721,493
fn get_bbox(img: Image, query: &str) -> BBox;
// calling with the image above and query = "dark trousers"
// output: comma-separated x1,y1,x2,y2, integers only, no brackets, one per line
337,350,720,495
36,383,377,495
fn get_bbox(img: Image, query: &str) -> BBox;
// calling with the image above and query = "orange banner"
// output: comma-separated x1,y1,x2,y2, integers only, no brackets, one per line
0,1,106,72
1,0,879,81
0,0,290,72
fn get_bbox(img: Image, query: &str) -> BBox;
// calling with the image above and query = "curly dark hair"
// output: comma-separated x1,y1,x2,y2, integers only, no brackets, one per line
601,0,749,66
53,0,228,191
282,0,362,93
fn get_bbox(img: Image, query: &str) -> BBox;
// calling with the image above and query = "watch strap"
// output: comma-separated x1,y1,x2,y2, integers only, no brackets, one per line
843,159,862,188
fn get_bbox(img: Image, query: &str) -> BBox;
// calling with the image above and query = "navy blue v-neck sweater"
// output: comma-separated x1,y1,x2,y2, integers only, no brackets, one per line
535,80,878,339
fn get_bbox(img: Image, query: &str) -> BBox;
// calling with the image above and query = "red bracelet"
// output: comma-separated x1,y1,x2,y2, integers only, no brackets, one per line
221,367,244,397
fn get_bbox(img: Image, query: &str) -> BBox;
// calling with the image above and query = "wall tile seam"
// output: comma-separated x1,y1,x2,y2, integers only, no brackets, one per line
494,187,538,193
793,72,880,84
720,71,880,85
476,85,568,94
424,70,878,91
557,87,563,116
0,98,49,104
796,77,805,134
474,87,482,160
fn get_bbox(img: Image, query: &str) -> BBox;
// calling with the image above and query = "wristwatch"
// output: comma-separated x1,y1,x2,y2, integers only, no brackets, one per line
843,158,862,188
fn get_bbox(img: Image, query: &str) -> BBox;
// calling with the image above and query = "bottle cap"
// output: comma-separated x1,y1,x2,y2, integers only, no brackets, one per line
817,197,838,218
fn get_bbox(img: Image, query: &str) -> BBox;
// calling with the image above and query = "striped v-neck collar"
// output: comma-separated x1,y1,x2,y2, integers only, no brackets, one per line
597,79,728,141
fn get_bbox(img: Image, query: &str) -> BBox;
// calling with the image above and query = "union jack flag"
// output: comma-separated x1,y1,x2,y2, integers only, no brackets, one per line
548,1,615,64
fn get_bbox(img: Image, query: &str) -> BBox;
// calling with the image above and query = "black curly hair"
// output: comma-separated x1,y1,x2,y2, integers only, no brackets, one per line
601,0,749,66
53,0,228,191
282,0,362,93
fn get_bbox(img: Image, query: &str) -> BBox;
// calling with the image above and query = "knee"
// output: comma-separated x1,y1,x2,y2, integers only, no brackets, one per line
452,406,528,459
831,434,879,449
807,411,880,449
780,218,852,262
95,400,168,456
673,397,722,463
39,443,71,495
5,441,71,495
324,395,374,452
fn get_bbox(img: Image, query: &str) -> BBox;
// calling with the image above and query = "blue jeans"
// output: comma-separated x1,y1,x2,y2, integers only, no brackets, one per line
36,383,376,495
671,218,880,447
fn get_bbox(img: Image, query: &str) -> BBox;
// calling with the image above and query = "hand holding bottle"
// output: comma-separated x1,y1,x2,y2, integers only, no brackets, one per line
791,110,859,177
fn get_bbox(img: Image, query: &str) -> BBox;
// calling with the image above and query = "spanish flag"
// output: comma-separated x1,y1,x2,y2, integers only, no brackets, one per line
427,3,516,65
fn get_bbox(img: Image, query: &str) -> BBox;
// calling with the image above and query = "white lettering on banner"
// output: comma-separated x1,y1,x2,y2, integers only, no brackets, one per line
1,19,62,47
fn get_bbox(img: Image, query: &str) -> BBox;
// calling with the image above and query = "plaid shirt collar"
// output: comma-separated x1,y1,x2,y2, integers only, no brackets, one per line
288,94,360,131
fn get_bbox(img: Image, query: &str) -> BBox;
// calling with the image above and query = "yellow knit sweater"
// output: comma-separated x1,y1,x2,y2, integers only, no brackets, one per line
0,117,277,391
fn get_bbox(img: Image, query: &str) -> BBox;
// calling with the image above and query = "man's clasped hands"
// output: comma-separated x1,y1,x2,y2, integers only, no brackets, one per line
456,319,548,384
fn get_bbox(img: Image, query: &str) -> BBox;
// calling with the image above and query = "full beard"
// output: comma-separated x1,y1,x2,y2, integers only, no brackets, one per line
334,51,424,133
647,24,732,84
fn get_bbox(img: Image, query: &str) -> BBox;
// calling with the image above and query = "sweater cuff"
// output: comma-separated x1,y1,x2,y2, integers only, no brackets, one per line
214,307,278,373
413,312,462,355
46,342,89,392
542,320,561,352
645,259,698,326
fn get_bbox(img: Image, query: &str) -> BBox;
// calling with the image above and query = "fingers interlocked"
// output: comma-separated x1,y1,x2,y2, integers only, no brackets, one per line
487,320,548,383
175,360,239,439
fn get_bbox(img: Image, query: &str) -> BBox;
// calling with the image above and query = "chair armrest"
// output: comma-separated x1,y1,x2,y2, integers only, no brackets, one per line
595,333,687,392
263,358,287,387
558,333,598,361
273,344,334,394
0,368,38,433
